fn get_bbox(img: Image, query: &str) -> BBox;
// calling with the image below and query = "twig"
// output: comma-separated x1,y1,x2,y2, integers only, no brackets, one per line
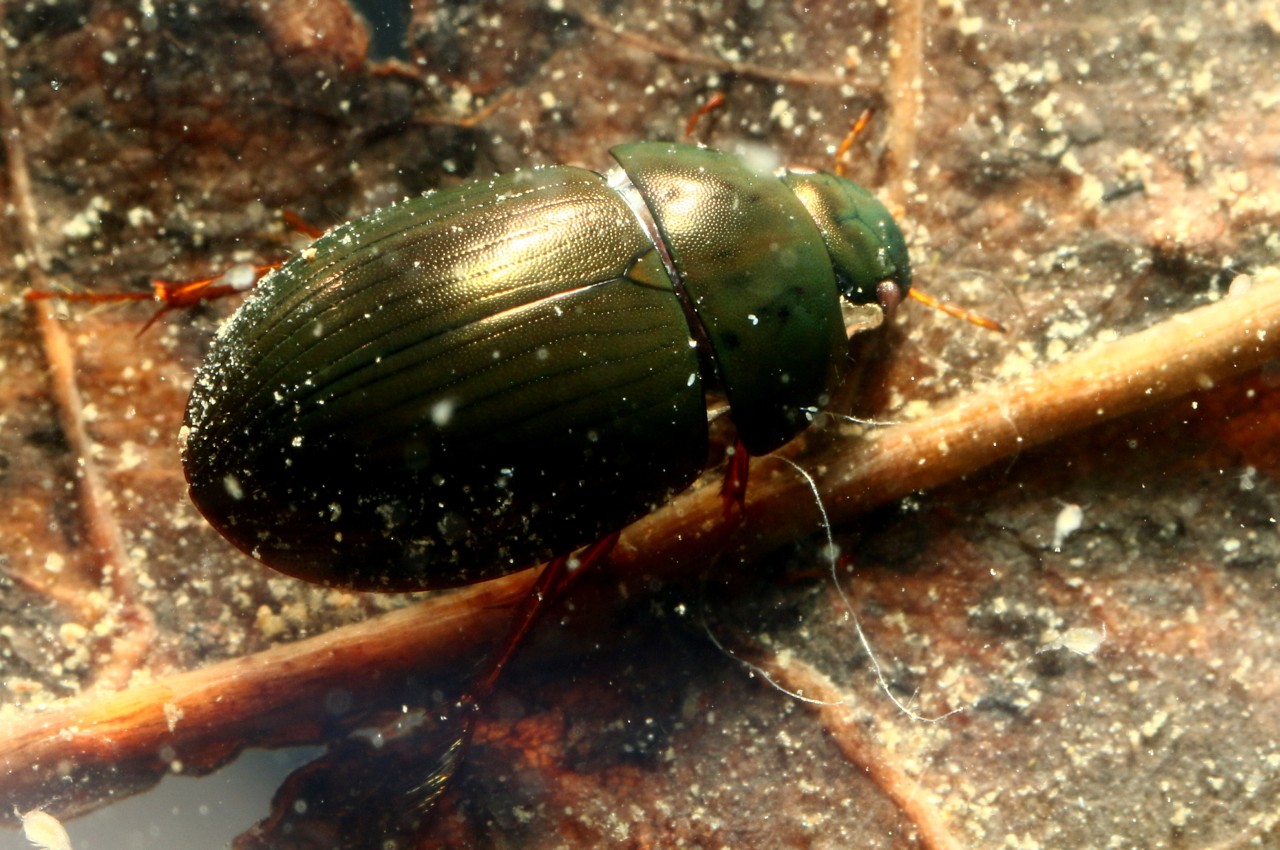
0,26,155,689
757,651,966,850
884,0,924,207
0,575,530,820
578,8,874,91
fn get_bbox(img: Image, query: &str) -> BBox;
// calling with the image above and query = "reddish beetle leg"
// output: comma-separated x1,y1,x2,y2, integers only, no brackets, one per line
24,209,321,334
25,262,278,336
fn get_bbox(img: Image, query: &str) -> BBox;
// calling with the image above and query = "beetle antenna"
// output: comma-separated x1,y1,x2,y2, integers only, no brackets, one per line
833,108,873,178
768,454,964,724
908,286,1006,332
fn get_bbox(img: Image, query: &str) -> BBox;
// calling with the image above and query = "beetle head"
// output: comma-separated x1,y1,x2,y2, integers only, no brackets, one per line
781,171,912,313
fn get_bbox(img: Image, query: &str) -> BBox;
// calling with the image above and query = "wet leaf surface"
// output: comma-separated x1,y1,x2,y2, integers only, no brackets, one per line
1,1,1279,848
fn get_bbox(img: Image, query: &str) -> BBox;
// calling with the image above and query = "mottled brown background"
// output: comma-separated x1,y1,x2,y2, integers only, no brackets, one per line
1,1,1278,848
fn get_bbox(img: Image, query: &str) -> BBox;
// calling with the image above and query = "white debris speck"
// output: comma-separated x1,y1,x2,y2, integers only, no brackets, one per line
16,807,73,850
769,98,795,130
450,84,473,113
1040,623,1106,657
58,622,88,648
431,398,456,427
61,196,110,240
223,474,244,501
163,701,184,732
219,263,261,291
126,206,156,227
1052,503,1084,550
117,441,143,471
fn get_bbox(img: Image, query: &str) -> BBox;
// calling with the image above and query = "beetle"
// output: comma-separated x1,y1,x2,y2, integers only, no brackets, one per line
181,141,912,591
179,141,911,593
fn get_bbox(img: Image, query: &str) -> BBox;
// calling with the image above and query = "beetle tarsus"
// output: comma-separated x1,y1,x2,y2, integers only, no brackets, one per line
684,91,726,140
719,437,751,522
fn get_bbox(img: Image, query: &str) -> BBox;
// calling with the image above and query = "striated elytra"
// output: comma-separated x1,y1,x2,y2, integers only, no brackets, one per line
181,142,911,591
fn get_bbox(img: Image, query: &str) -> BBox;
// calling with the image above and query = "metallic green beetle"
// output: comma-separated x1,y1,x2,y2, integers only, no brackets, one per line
181,142,911,591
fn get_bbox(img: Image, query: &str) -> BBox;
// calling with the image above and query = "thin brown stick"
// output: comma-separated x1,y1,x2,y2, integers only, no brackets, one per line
884,0,924,207
0,575,532,819
2,272,1279,819
578,9,873,91
0,32,156,690
759,652,966,850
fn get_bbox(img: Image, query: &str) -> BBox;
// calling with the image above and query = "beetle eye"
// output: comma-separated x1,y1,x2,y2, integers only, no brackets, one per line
876,280,903,316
